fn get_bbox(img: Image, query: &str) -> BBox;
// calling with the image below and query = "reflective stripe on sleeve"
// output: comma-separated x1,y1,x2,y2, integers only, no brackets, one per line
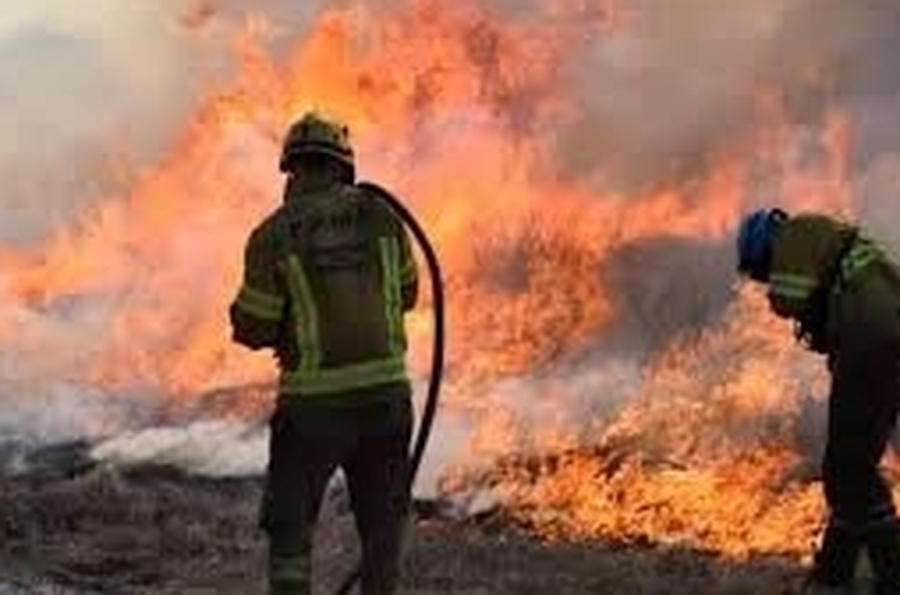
235,284,285,321
769,272,818,300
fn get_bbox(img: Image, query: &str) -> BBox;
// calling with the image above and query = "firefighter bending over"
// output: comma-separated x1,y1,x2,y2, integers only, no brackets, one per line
737,209,900,594
229,111,418,595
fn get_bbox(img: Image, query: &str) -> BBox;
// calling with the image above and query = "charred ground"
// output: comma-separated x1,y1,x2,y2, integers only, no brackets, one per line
0,442,814,595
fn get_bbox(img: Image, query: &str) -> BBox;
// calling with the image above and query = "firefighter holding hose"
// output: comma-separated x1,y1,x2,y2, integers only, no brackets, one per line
229,111,419,595
736,208,900,594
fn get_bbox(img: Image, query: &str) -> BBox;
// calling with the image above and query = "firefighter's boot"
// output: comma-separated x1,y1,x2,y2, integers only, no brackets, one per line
867,522,900,595
810,523,864,589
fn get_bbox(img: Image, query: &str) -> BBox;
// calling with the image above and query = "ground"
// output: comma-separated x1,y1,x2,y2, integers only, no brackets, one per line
0,450,824,595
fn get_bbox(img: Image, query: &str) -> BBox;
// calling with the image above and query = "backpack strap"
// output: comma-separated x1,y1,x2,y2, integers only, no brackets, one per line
795,229,859,352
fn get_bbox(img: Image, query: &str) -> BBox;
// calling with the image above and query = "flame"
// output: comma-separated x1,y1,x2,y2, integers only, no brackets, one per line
0,0,887,562
445,289,899,560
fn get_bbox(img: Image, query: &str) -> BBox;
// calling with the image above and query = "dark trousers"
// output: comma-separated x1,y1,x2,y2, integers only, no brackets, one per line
261,386,413,595
813,335,900,592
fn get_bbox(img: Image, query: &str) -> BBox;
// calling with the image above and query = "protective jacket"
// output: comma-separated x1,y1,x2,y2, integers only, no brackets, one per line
230,178,418,396
766,214,900,353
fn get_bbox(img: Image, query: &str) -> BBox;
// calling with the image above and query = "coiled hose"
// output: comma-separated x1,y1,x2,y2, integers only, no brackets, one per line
335,182,445,595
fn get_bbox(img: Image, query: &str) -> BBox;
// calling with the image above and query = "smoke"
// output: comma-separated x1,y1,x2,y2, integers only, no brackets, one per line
0,28,125,242
553,0,900,195
0,2,333,245
0,6,193,243
557,0,791,191
603,236,736,356
856,154,900,260
90,420,268,477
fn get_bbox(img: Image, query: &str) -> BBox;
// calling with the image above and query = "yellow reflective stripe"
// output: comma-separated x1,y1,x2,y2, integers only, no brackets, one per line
771,287,814,300
770,272,817,288
770,272,817,299
840,242,881,280
380,237,403,355
284,254,321,372
235,284,284,320
770,285,815,299
280,356,407,395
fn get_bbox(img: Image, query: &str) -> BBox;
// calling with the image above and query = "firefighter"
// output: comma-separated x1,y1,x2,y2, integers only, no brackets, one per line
229,111,419,595
736,208,900,594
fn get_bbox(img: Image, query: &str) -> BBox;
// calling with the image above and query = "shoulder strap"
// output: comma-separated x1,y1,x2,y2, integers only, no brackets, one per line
794,228,859,352
824,228,859,292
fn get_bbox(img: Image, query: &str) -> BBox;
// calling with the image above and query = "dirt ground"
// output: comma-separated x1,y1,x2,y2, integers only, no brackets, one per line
0,452,826,595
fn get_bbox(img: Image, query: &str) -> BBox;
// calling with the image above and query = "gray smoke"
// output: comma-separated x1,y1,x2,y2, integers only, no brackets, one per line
0,12,192,243
0,28,129,242
0,2,330,245
555,0,900,195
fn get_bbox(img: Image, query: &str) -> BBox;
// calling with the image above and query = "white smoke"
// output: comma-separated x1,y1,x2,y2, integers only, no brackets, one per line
0,5,194,242
0,2,327,244
855,154,900,259
90,420,268,477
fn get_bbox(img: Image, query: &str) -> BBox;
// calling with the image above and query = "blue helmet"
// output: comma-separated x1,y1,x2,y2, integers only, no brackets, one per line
736,208,787,282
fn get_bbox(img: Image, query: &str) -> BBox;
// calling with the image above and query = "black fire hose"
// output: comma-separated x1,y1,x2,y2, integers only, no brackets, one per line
335,182,445,595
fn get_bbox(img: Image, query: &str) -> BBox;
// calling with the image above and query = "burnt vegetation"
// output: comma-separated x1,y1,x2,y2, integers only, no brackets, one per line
0,443,814,594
